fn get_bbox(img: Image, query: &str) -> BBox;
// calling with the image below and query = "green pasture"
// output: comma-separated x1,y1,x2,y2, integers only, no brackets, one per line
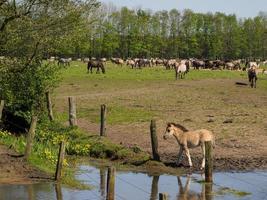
54,61,267,127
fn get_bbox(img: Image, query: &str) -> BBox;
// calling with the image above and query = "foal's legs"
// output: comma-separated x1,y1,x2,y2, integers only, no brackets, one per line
201,144,205,170
177,147,184,165
185,148,193,167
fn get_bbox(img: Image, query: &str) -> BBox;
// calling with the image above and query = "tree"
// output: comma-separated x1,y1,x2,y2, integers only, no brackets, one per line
0,1,99,149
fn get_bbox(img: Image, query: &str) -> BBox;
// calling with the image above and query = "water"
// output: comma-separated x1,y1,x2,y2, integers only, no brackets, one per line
0,164,267,200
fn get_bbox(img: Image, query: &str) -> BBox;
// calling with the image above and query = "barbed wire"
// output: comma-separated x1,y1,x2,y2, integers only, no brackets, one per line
83,172,127,200
116,175,151,195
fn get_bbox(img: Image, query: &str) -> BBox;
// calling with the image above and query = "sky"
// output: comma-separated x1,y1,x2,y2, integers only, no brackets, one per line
100,0,267,18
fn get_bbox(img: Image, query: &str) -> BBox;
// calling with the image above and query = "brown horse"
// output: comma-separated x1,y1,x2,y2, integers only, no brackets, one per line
163,123,214,169
248,66,257,88
87,60,105,74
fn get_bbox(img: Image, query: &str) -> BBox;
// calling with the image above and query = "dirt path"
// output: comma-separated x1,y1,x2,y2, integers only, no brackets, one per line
0,145,51,184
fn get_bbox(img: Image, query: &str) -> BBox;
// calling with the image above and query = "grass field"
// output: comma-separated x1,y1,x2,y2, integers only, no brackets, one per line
54,61,267,126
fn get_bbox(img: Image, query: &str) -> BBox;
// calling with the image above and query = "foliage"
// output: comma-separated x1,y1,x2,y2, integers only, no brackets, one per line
36,119,150,161
70,5,267,60
0,0,99,118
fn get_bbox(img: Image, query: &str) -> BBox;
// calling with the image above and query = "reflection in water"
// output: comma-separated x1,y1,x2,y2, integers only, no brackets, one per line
0,183,56,200
150,176,159,200
27,184,34,200
204,183,212,200
55,183,63,200
99,168,106,200
0,165,264,200
176,176,213,200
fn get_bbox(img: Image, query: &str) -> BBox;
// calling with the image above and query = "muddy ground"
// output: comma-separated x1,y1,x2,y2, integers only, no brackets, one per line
0,145,51,184
70,78,267,172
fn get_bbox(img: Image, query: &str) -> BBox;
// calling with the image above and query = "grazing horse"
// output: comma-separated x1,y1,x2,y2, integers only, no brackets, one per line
175,60,188,80
58,58,71,67
87,60,105,74
248,66,257,88
163,123,214,169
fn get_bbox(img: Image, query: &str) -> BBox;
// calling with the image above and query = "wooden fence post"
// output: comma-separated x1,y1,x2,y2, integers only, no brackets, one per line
0,100,4,122
55,141,66,181
205,141,213,183
24,115,38,160
106,166,115,200
100,104,106,136
68,97,77,126
159,193,168,200
150,120,160,161
46,91,54,121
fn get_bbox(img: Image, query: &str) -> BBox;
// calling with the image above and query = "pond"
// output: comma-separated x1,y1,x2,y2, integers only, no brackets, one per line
0,162,266,200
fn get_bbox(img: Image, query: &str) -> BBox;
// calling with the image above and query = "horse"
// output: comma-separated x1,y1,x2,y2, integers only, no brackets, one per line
163,122,215,169
248,66,257,88
175,60,188,80
58,58,71,67
87,60,105,74
111,58,124,66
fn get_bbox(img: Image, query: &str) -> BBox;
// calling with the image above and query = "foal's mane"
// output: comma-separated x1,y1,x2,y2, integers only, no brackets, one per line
168,122,189,132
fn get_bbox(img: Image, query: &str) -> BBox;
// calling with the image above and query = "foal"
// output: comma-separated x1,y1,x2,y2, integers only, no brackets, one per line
163,123,214,169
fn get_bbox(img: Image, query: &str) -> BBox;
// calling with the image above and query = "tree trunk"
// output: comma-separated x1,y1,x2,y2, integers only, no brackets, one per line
0,100,4,122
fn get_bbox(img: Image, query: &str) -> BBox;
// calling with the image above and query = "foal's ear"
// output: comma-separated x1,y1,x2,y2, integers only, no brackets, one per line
166,122,171,127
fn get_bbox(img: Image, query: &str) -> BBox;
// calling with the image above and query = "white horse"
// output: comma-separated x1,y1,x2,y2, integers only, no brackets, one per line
175,60,188,80
163,123,215,169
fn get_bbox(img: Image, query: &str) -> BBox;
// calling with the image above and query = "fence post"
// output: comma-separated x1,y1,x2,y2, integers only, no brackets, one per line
68,97,77,126
159,193,168,200
100,104,106,136
106,166,115,200
24,115,38,160
46,91,54,121
150,120,160,161
205,141,213,183
55,141,66,181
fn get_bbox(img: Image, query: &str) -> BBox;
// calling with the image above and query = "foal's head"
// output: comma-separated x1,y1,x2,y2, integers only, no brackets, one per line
163,123,188,140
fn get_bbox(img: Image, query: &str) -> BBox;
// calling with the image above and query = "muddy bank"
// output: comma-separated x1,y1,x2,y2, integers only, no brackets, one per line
160,153,267,172
0,145,52,184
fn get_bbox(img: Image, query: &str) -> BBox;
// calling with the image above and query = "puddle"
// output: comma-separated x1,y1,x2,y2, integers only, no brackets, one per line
0,163,267,200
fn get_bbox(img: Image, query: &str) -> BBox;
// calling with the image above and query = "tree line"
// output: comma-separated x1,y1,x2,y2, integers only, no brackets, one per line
67,5,267,60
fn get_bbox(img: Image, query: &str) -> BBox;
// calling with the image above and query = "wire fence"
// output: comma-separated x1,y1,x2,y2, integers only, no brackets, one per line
80,169,267,200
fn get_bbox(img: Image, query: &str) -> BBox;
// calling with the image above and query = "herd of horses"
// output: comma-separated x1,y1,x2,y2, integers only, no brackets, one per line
48,56,265,88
